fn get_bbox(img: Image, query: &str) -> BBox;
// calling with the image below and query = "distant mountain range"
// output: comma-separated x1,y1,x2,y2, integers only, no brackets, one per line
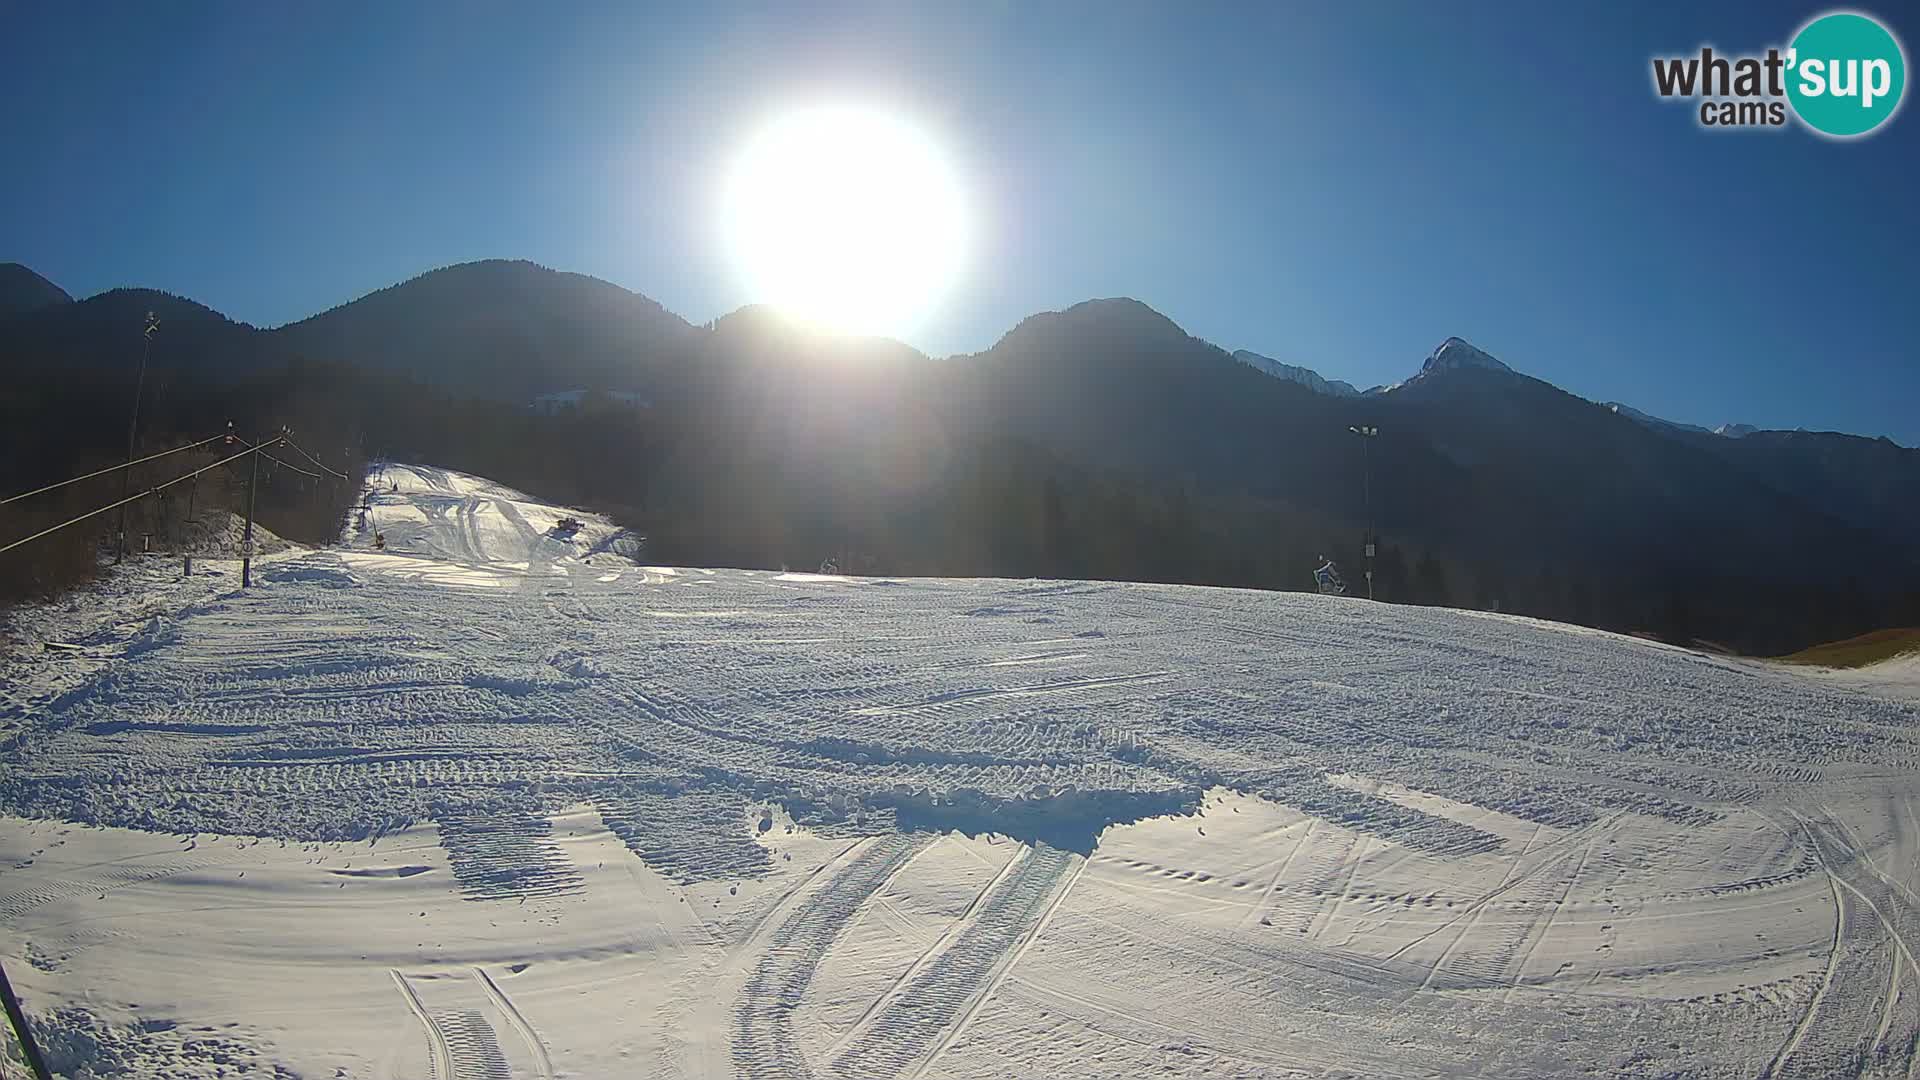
4,258,1915,652
0,260,699,400
0,259,1891,448
1238,335,1788,447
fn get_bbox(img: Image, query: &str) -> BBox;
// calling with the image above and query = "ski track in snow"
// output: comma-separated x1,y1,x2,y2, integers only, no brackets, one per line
394,968,520,1080
831,843,1076,1079
732,835,929,1080
4,463,1920,1078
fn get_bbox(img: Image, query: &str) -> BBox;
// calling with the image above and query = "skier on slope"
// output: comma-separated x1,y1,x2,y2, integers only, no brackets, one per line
1313,555,1347,596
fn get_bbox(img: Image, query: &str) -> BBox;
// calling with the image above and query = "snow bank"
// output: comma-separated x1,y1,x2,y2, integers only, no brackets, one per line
1804,648,1920,703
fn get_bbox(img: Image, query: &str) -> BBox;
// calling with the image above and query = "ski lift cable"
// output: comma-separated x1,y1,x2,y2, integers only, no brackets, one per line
279,437,349,479
223,432,319,476
205,451,315,483
0,439,282,558
255,450,322,480
189,432,315,480
230,432,344,481
0,433,228,506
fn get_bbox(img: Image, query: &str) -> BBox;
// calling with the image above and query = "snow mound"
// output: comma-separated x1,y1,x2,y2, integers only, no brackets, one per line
256,560,355,588
8,1007,287,1079
1806,649,1920,703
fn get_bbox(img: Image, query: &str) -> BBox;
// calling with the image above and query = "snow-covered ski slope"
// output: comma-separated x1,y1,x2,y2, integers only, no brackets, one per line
353,461,640,576
5,465,1920,1079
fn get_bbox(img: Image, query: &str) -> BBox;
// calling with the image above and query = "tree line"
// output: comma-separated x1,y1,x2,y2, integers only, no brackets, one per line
0,362,367,612
5,350,1907,655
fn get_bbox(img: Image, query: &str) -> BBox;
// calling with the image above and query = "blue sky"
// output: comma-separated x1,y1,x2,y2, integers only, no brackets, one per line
4,2,1916,442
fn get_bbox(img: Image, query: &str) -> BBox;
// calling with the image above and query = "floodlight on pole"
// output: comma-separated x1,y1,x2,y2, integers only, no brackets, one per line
117,312,160,562
1348,425,1379,600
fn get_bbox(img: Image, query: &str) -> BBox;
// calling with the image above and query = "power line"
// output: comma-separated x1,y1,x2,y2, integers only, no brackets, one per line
0,439,282,558
0,433,228,507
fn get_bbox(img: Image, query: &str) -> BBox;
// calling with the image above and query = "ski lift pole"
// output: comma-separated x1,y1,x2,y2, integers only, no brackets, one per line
195,422,236,579
241,437,267,589
0,959,54,1080
183,473,197,578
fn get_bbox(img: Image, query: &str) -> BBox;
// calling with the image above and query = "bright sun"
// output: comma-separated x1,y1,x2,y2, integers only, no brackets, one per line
723,104,968,338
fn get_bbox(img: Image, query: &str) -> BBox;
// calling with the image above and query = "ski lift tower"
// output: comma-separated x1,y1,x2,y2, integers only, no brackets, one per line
1348,425,1378,600
116,311,160,562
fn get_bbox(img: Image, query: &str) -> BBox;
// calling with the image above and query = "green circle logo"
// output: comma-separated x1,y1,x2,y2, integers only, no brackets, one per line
1787,11,1907,137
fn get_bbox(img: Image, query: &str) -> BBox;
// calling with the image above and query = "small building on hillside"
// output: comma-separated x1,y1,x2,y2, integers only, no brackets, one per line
529,389,651,416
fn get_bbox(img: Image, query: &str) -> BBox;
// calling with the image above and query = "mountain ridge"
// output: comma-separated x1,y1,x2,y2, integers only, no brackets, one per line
1230,349,1361,397
1,257,1899,446
0,262,74,320
3,256,1916,653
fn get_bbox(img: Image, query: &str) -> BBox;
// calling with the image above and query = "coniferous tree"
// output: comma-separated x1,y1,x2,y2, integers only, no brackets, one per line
1414,551,1451,608
1376,544,1411,605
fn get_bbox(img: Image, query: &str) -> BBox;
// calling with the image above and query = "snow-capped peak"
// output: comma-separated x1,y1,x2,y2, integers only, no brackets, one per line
1230,350,1360,398
1420,336,1513,375
1715,423,1757,438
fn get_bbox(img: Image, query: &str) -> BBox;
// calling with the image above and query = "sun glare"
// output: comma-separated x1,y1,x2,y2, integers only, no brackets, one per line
722,104,968,338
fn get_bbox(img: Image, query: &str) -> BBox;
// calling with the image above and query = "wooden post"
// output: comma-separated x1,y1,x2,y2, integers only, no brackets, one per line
0,959,54,1080
183,474,197,577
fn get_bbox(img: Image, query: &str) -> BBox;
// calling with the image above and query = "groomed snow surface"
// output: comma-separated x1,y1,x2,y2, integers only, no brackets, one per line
4,465,1920,1079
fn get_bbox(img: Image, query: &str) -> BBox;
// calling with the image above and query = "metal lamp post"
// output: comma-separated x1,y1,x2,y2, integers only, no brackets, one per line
116,312,159,561
1348,425,1379,600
